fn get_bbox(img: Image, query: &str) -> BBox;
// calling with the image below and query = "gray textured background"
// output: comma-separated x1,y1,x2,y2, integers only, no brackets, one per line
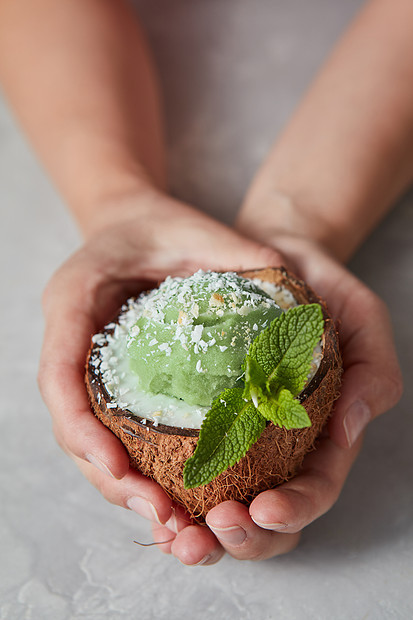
1,1,412,618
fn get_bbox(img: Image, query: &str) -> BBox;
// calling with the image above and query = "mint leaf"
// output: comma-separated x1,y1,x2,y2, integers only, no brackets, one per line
258,388,311,429
183,303,324,487
183,388,265,489
248,303,324,397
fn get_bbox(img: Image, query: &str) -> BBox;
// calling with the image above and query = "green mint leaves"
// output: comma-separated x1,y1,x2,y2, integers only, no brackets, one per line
183,388,266,489
243,303,324,426
183,304,324,489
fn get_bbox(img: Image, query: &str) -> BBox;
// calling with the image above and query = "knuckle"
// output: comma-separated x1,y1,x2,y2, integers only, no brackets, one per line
37,360,62,401
356,285,383,313
41,253,84,315
94,478,116,505
52,423,67,453
370,361,403,414
89,471,108,499
54,419,78,457
52,422,79,462
360,288,392,329
41,270,62,314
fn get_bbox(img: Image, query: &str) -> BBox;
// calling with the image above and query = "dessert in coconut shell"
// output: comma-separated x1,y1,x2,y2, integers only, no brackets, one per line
85,267,342,521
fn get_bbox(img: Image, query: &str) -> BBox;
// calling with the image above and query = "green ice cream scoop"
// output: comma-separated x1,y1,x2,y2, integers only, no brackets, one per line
127,270,282,406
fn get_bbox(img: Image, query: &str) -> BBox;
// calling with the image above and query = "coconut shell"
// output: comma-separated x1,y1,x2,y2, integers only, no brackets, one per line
85,267,342,521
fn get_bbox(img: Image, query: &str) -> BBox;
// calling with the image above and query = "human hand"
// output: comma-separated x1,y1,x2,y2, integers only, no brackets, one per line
197,234,402,561
38,187,284,565
39,187,401,565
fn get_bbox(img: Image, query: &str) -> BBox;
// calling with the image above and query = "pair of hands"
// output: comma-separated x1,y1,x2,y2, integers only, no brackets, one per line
38,188,402,565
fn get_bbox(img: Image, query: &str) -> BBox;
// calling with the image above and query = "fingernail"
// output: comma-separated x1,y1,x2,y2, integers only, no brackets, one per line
194,553,220,566
250,518,288,531
208,525,247,546
127,496,163,524
194,554,213,566
164,506,190,534
85,453,116,479
164,510,180,534
343,400,371,447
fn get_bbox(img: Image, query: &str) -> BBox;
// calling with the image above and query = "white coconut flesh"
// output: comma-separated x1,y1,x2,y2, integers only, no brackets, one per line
89,278,323,429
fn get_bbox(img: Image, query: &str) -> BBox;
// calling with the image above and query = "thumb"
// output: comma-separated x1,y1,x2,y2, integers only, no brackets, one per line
190,228,287,274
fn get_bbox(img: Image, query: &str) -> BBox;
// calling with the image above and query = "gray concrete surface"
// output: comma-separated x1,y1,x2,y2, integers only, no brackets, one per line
1,1,412,618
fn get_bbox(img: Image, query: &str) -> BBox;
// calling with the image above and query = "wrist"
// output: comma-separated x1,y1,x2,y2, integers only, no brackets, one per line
70,176,163,239
73,183,219,244
236,187,353,263
236,164,396,263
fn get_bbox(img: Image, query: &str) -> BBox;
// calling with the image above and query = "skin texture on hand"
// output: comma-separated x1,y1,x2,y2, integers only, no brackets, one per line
185,236,402,563
16,0,404,565
38,191,402,565
158,236,402,564
37,191,286,564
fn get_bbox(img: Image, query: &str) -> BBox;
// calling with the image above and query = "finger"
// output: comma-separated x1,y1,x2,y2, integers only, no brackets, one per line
328,288,403,448
39,331,131,479
38,227,284,479
248,433,362,534
75,456,197,540
171,524,225,566
151,505,203,556
200,237,286,274
165,235,286,279
41,359,131,478
74,457,175,525
38,260,134,478
151,523,175,555
206,501,300,561
272,237,403,448
144,200,287,274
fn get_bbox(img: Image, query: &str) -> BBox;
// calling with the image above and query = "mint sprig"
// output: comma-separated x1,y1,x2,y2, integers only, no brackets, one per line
183,304,324,489
183,388,265,489
257,388,311,429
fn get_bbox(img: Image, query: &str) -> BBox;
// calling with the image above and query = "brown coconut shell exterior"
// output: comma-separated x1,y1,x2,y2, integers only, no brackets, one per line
85,267,342,522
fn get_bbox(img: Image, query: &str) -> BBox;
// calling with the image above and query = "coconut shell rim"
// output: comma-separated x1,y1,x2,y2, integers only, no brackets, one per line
86,266,340,439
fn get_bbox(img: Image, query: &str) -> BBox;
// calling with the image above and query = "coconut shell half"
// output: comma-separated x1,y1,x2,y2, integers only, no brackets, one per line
85,267,342,521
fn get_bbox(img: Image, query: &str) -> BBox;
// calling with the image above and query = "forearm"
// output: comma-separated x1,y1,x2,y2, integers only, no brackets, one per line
237,0,413,262
0,0,164,235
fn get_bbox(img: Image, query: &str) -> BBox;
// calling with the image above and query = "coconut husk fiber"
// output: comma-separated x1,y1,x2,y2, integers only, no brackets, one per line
85,267,342,522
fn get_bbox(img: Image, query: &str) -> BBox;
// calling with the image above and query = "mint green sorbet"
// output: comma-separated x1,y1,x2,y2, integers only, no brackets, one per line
127,270,282,406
